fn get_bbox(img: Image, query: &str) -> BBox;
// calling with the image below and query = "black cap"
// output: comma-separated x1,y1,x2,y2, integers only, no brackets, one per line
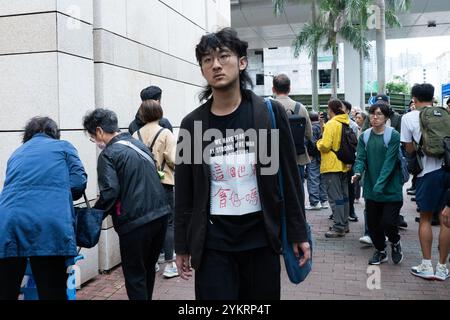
140,86,162,101
375,94,390,105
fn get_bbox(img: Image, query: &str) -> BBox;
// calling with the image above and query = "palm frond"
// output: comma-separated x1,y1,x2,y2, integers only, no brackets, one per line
272,0,286,17
385,8,401,28
340,24,371,58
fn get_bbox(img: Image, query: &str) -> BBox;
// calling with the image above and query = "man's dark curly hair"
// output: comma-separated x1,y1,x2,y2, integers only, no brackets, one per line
195,27,253,101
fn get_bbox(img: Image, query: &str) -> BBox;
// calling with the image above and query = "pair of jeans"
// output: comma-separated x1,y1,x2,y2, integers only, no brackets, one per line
162,185,175,261
119,215,168,300
323,172,349,232
195,247,280,300
0,256,67,300
306,158,328,206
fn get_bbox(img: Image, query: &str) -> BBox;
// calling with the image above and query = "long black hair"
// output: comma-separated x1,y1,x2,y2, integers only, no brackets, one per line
195,27,253,101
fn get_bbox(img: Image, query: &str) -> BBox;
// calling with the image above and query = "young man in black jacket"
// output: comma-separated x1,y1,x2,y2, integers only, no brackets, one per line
174,28,310,300
83,108,171,300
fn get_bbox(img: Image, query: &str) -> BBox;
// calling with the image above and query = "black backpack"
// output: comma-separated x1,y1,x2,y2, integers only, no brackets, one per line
334,123,358,165
287,102,306,155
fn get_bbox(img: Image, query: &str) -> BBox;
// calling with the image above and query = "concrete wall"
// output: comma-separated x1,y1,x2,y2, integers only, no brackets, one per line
0,0,230,282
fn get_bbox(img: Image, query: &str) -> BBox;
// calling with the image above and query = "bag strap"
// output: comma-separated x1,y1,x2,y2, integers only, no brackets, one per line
82,192,91,209
363,128,372,148
383,127,393,148
136,130,143,143
115,140,155,166
294,102,301,115
150,128,166,153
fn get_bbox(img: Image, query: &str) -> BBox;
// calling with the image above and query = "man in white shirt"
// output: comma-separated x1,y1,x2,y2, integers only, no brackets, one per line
401,83,450,281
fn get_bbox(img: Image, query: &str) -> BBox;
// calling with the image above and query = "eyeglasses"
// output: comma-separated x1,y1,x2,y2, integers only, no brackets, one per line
200,52,235,68
369,112,385,118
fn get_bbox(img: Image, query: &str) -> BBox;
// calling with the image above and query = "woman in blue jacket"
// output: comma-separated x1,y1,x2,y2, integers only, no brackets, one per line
0,117,87,300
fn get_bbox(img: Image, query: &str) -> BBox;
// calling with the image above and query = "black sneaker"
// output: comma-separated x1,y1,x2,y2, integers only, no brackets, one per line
397,215,408,229
407,189,416,195
348,213,358,222
328,214,333,220
369,251,388,265
391,241,404,264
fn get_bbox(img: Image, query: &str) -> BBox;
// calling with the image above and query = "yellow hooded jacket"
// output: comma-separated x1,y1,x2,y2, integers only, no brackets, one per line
316,113,350,173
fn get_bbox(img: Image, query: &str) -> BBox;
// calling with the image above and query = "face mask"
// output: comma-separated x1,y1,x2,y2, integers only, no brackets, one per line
96,142,107,150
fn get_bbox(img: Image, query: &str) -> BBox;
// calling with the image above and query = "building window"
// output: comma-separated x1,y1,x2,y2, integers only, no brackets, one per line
256,74,264,86
319,69,339,89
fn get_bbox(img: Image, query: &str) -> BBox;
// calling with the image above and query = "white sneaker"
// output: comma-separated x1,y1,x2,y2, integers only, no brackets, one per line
321,201,329,209
435,264,450,281
305,203,322,210
155,262,160,272
157,252,165,264
411,262,434,280
163,262,179,278
359,235,373,246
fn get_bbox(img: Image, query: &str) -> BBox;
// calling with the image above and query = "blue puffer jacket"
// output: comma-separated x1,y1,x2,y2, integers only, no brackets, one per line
0,134,87,258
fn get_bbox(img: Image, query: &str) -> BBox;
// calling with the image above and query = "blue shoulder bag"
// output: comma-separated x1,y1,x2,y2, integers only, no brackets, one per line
264,98,313,284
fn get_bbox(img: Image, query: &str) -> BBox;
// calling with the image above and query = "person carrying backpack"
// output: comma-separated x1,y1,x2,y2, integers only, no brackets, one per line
352,103,404,266
272,74,313,209
317,99,355,238
401,83,450,281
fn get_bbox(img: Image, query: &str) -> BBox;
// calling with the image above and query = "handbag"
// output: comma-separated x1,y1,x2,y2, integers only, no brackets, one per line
74,193,105,248
264,98,313,284
405,141,423,175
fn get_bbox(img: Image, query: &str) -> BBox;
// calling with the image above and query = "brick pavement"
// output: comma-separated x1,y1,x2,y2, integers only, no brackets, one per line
77,187,450,300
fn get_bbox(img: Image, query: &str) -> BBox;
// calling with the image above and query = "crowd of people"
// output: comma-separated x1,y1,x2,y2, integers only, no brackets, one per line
0,27,449,301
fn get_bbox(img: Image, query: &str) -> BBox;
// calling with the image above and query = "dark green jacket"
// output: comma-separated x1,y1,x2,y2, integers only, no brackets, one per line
354,129,403,202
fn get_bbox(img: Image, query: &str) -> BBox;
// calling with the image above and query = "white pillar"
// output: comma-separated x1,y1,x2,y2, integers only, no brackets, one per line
343,40,362,107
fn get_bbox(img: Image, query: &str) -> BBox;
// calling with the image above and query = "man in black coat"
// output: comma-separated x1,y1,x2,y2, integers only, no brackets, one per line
174,28,310,300
84,108,170,300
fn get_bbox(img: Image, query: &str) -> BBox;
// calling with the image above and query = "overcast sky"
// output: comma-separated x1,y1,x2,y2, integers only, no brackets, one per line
386,35,450,64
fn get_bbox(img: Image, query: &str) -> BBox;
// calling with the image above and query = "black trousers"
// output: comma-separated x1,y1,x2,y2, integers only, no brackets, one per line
366,200,402,251
119,215,168,300
0,256,67,300
195,247,281,300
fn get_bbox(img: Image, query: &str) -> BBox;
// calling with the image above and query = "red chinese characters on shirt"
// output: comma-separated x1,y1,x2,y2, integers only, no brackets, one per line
245,188,259,206
211,160,260,211
213,187,231,209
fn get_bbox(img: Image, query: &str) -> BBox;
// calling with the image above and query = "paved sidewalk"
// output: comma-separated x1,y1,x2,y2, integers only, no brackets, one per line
77,188,450,300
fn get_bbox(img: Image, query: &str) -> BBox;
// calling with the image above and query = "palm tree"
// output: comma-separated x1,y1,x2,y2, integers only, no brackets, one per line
275,0,370,99
313,0,370,98
376,0,411,94
273,0,320,111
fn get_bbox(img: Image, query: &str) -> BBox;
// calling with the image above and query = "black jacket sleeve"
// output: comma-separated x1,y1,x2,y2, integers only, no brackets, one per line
272,101,308,243
94,153,120,215
174,117,193,254
159,117,174,132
